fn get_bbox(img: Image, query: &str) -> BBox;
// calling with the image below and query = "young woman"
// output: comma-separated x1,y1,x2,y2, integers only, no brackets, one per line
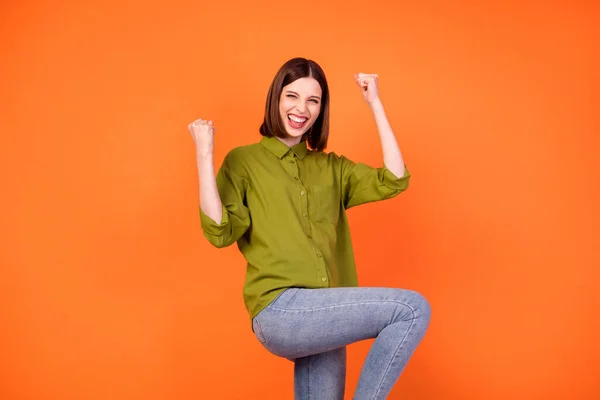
189,57,431,400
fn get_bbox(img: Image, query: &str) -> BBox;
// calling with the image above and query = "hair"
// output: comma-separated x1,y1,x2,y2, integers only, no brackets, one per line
259,57,330,151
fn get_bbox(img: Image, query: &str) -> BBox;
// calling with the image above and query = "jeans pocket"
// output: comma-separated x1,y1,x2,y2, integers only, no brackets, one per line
252,316,267,344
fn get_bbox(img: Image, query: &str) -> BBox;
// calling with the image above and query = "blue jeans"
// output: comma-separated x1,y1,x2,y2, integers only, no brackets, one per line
252,287,431,400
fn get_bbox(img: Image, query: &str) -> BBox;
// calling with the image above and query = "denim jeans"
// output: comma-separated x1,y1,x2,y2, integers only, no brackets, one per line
252,287,431,400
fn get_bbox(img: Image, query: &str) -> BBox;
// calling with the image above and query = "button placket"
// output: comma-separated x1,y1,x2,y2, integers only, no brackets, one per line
289,157,299,180
290,154,324,285
294,157,311,230
288,153,313,241
315,254,329,286
298,185,310,236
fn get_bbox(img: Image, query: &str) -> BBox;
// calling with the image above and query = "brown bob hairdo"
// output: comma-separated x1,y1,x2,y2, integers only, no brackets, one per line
259,57,330,151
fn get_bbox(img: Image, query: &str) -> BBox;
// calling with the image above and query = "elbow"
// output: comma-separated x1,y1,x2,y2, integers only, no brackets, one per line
201,220,249,249
203,232,235,249
213,242,234,249
400,179,410,191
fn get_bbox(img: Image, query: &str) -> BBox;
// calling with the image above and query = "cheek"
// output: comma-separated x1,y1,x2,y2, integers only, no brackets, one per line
280,98,294,112
309,104,321,119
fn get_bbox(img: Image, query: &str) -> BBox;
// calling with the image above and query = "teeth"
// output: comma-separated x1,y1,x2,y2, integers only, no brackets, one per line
289,115,307,123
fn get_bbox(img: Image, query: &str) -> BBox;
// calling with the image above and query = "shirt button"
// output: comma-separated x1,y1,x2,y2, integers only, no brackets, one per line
308,234,312,238
301,191,305,196
294,177,299,180
321,277,327,282
290,160,295,164
317,254,322,258
302,213,308,217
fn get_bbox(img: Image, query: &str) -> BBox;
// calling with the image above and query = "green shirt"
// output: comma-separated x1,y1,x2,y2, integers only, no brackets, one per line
200,136,411,323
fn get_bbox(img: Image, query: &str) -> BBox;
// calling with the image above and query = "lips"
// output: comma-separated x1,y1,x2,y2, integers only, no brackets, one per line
288,114,308,129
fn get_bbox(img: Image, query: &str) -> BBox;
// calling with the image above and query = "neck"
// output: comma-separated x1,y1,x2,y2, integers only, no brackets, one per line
275,136,302,147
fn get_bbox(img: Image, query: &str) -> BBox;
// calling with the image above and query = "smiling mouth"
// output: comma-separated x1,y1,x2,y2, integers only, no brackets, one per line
287,114,308,130
289,115,307,123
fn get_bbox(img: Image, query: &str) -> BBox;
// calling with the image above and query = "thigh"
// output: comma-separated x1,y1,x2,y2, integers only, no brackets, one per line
252,286,428,360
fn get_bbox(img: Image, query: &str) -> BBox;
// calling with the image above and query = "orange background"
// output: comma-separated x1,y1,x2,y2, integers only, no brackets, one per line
2,1,599,399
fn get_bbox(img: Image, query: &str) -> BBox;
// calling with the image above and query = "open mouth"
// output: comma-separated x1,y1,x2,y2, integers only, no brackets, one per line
287,114,308,130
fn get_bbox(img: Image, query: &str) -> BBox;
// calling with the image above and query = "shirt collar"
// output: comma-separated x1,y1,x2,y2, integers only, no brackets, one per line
260,136,308,160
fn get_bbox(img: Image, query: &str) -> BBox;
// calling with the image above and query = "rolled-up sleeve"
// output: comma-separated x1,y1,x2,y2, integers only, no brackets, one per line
200,161,251,248
340,155,411,209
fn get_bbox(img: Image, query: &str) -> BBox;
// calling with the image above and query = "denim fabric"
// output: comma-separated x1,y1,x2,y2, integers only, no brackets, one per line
252,287,431,399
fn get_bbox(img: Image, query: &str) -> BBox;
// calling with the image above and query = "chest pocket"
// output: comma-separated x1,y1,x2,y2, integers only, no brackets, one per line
308,185,340,224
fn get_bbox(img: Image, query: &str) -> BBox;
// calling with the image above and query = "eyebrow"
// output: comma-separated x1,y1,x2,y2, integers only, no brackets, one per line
286,90,321,100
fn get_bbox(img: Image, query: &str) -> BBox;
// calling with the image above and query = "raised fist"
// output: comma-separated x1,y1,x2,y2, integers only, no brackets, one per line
188,118,216,156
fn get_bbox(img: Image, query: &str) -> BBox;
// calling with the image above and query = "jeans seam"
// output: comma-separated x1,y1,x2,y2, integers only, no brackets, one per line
372,310,416,399
307,356,311,400
264,288,298,312
268,299,417,313
264,289,291,310
253,317,267,344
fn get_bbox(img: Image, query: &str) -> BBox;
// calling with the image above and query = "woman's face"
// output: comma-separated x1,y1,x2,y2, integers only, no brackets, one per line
278,77,322,143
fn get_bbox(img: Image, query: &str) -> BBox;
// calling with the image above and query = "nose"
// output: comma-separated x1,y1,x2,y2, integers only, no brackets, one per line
294,101,307,114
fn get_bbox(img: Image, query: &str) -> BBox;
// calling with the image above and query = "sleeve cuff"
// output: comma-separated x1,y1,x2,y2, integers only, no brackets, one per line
200,204,230,236
382,164,410,181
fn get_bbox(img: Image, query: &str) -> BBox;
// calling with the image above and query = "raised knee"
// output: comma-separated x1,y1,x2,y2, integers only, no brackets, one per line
408,290,431,322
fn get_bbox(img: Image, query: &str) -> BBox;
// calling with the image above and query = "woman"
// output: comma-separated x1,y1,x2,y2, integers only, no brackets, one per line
189,57,431,400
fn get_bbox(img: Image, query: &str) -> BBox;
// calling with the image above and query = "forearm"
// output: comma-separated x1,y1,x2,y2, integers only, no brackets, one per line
370,98,405,178
197,153,223,224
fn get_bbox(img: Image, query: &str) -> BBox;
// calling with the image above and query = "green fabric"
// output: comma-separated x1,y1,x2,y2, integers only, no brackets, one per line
200,136,410,324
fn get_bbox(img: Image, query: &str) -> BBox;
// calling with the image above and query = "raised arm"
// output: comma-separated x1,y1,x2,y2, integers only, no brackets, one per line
188,119,250,248
189,119,223,224
355,73,405,178
338,74,410,209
